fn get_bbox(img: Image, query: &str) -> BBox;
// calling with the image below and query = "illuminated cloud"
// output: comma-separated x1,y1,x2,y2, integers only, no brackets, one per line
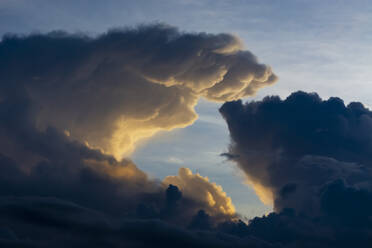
2,89,372,247
0,122,236,224
10,22,372,247
244,177,273,206
164,167,236,218
0,25,268,246
0,24,276,159
0,117,243,246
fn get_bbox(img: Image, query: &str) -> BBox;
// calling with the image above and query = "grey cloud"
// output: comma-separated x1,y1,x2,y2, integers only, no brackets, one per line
220,91,372,214
0,23,294,247
0,24,276,159
219,91,372,247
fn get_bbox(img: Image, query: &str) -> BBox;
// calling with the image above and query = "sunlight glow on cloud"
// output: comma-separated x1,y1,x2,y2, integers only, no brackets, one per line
164,167,236,217
0,25,276,159
244,177,273,206
0,25,278,226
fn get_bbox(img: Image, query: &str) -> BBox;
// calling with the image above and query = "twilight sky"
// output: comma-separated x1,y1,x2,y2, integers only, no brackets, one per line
1,1,372,247
1,0,372,218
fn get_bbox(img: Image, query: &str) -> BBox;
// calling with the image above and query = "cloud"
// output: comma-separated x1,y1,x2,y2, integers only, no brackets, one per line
164,168,236,220
0,24,276,159
0,25,269,246
11,23,371,247
0,111,244,245
219,91,372,246
167,156,184,164
220,91,372,214
0,122,236,224
0,196,279,248
3,21,372,246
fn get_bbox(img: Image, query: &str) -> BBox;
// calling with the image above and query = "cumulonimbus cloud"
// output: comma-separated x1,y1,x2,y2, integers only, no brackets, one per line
0,24,277,159
218,92,372,247
220,91,372,216
0,25,271,246
2,21,372,246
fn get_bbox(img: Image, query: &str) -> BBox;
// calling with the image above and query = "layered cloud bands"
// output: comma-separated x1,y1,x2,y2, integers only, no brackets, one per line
0,24,276,159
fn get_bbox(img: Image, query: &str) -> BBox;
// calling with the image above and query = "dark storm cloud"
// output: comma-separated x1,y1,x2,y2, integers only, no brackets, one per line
219,91,372,247
0,23,274,235
6,21,372,247
0,24,276,159
0,197,279,248
0,109,236,221
220,91,372,213
0,24,276,247
0,107,246,246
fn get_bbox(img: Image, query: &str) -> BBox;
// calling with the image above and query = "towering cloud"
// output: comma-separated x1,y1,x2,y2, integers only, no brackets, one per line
0,25,277,247
0,24,277,159
219,92,372,247
220,91,372,215
2,22,371,245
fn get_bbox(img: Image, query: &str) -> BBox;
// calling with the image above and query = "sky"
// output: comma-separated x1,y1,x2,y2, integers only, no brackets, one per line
1,0,372,218
1,1,372,247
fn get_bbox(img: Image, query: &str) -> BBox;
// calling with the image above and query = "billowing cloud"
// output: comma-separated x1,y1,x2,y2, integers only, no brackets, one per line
220,91,372,212
0,118,235,224
0,109,245,246
0,80,273,247
0,24,274,247
0,24,276,159
218,91,372,247
12,23,372,247
220,91,372,215
164,167,235,219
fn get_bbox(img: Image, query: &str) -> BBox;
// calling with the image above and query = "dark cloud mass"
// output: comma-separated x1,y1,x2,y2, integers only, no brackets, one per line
0,83,247,247
0,24,276,159
0,79,241,247
220,91,372,247
0,25,279,247
0,197,275,248
3,22,371,247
